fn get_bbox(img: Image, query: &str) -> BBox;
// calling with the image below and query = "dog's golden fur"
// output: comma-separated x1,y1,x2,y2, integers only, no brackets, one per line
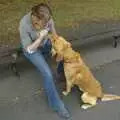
51,35,120,109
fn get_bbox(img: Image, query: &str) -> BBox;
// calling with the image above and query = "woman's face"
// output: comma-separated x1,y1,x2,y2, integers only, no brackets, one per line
31,15,45,30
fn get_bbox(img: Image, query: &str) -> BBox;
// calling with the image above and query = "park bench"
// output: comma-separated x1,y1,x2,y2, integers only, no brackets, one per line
1,23,120,78
79,28,120,48
62,23,120,48
0,45,22,77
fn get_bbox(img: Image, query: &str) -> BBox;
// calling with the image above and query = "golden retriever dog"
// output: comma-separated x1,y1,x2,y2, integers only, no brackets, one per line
51,35,120,109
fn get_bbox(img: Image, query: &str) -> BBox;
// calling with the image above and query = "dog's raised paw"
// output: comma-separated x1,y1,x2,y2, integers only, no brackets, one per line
62,91,68,96
81,104,92,110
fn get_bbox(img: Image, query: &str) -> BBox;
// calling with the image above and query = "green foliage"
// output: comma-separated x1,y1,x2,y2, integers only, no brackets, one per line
0,0,120,45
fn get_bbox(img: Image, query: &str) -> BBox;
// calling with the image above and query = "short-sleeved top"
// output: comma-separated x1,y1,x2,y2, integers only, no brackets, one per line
19,12,56,49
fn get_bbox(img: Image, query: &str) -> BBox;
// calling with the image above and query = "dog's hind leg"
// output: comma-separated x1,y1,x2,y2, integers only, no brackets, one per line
81,92,97,109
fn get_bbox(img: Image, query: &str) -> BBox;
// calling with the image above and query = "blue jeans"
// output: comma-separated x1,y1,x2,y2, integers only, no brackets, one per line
23,40,65,111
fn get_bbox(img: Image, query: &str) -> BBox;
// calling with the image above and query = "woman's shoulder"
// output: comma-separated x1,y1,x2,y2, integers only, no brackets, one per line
20,12,31,26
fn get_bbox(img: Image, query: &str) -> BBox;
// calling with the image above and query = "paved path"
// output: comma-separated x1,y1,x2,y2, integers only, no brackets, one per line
1,23,120,120
0,41,120,120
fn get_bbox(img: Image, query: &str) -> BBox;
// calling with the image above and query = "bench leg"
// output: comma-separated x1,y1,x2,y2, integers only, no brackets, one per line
113,36,118,48
9,52,21,78
10,62,20,78
113,39,117,48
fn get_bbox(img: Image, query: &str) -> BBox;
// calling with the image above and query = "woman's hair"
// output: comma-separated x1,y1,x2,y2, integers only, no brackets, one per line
31,3,52,24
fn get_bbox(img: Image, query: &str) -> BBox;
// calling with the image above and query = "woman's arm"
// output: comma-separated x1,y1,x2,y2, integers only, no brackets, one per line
27,18,58,53
26,29,49,53
19,21,49,54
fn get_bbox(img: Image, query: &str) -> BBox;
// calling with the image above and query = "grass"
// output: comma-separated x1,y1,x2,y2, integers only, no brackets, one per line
1,0,120,45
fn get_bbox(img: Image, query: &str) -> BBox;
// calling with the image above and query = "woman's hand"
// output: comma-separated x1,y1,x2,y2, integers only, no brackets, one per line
38,29,49,38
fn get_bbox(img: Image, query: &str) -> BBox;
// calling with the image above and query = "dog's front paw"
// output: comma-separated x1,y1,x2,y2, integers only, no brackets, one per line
51,48,56,57
81,104,92,110
62,91,68,96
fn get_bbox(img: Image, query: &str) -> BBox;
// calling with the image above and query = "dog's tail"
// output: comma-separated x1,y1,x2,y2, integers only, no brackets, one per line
101,93,120,102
